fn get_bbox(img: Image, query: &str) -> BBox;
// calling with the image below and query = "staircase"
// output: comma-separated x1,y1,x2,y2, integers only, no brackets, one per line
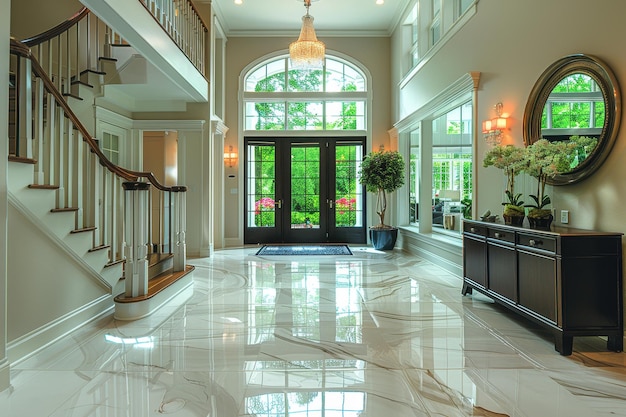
8,6,197,323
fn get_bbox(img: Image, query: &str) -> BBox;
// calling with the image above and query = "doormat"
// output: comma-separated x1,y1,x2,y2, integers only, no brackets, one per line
255,245,352,256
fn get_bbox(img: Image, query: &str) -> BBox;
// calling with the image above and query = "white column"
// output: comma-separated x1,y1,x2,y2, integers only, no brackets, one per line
172,186,187,272
123,182,150,298
1,0,12,392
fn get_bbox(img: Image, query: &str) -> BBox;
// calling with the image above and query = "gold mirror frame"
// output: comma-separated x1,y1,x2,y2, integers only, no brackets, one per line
523,54,621,185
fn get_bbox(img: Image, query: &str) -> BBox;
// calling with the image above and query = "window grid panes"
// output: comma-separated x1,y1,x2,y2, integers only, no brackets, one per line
101,132,119,165
335,144,364,228
541,74,604,133
291,146,321,228
247,144,276,228
244,56,366,131
403,1,476,75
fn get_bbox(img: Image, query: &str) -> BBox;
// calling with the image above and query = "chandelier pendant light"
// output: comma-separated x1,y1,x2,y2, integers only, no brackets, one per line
289,0,325,69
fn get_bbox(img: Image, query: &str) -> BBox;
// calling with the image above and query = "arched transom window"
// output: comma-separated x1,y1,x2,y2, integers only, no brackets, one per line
243,55,368,131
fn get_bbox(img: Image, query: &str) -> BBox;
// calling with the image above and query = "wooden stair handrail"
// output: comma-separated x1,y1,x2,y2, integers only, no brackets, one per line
10,38,177,193
21,7,90,47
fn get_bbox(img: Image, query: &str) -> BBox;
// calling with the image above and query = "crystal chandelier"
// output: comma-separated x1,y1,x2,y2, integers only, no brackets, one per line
289,0,325,69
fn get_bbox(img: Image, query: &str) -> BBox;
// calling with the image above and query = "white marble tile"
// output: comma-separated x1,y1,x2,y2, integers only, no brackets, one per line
1,247,625,416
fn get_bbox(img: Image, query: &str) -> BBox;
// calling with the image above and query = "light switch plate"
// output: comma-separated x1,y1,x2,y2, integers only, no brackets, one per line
560,210,569,224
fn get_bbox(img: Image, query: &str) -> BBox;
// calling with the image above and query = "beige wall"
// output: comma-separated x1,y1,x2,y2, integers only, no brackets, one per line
393,0,626,233
10,0,82,40
224,36,391,243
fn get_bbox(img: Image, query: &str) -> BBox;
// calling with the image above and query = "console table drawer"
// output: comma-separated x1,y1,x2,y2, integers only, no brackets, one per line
463,222,487,236
517,233,556,253
488,229,515,244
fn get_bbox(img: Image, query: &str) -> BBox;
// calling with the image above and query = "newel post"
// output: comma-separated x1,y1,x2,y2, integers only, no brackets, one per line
122,181,151,297
171,186,187,272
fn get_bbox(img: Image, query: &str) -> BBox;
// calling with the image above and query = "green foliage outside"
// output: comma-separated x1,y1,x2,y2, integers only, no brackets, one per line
250,63,364,227
253,68,359,131
541,74,605,129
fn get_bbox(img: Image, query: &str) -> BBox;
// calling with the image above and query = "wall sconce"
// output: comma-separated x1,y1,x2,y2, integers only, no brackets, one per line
482,102,508,145
224,145,237,168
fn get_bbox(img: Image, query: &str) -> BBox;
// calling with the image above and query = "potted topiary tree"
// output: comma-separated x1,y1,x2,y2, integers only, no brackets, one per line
358,150,405,250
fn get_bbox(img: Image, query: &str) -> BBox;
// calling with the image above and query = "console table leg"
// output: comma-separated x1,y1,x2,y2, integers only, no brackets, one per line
555,334,573,356
461,282,473,295
607,335,623,352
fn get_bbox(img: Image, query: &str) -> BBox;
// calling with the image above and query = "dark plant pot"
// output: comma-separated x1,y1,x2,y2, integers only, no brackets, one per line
503,214,525,227
369,227,398,250
528,214,553,230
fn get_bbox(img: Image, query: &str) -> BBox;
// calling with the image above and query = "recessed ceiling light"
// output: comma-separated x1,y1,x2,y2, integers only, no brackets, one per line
234,0,243,4
376,0,384,4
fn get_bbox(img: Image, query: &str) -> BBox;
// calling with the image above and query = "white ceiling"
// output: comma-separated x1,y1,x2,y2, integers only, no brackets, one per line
204,0,410,37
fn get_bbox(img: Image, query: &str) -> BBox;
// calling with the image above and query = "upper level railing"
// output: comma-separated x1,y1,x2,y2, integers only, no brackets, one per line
22,3,206,91
139,0,207,75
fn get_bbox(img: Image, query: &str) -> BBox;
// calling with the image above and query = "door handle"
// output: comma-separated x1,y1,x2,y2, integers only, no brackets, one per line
328,199,334,209
276,199,282,209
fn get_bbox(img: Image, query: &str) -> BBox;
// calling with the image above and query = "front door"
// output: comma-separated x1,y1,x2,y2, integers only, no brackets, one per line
244,137,366,244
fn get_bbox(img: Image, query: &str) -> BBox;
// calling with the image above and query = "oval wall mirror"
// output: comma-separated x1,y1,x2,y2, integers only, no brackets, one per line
523,54,621,185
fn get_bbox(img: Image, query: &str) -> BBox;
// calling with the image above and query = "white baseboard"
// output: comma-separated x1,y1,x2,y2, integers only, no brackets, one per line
398,227,463,277
7,295,114,365
0,359,9,393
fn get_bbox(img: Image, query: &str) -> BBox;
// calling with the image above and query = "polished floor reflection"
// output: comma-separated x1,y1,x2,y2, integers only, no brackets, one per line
1,247,625,416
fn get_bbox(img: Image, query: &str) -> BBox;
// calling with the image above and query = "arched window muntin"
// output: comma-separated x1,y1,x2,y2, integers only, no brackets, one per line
241,52,371,134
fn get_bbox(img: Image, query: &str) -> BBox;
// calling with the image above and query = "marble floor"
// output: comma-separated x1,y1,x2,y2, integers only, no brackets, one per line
1,247,625,416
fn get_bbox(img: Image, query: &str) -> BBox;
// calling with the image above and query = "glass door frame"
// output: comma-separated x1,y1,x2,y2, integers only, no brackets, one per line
244,136,366,245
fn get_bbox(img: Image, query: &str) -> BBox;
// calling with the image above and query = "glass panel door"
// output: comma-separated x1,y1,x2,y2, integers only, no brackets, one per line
244,141,282,243
328,141,366,243
244,137,366,244
283,142,326,243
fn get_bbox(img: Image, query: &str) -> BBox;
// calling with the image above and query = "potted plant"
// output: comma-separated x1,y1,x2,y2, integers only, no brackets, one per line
358,150,405,250
483,144,527,226
524,138,570,228
524,136,597,229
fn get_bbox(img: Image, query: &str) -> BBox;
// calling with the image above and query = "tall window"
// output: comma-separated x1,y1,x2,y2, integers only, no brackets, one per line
243,56,367,131
457,0,474,19
432,102,472,234
401,0,477,77
407,100,472,235
430,0,442,47
409,129,420,224
403,4,419,71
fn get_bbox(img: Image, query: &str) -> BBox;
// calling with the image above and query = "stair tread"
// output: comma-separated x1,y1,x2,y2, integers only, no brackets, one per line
99,56,117,62
71,226,97,234
63,92,83,101
28,184,59,190
50,207,79,213
105,259,124,268
71,80,94,88
89,244,110,253
9,156,37,164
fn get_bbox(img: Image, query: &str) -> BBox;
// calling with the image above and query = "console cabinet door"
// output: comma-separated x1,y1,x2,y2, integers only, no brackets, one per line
487,242,516,303
518,250,557,324
463,235,487,288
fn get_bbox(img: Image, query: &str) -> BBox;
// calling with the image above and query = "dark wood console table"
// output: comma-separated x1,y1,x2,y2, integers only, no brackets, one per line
462,219,623,355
